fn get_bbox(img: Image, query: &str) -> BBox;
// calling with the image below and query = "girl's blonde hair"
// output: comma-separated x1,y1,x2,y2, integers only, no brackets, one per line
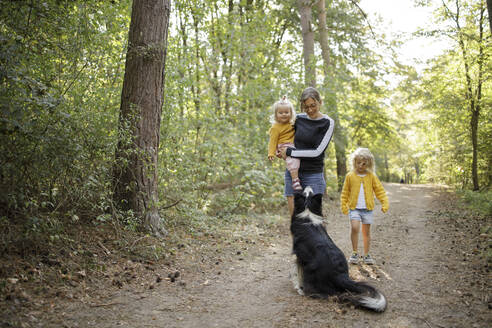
350,148,376,173
271,96,295,124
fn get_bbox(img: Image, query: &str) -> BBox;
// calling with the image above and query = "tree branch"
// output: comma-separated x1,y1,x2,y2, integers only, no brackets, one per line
162,199,182,209
348,0,376,39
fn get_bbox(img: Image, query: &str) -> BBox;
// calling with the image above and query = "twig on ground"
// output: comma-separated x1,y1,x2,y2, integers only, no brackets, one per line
97,241,111,255
89,302,124,307
129,235,150,250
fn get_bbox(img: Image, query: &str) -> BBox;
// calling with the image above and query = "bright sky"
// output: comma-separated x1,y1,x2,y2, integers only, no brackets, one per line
360,0,451,69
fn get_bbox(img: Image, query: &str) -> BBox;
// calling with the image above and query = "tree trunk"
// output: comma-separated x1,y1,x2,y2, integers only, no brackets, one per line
470,109,479,190
452,0,483,191
297,0,316,87
487,152,492,188
191,8,201,115
470,1,485,191
209,3,223,115
316,0,347,190
316,1,346,186
113,0,170,237
487,0,492,32
385,153,390,181
316,0,330,74
223,0,235,113
177,6,187,119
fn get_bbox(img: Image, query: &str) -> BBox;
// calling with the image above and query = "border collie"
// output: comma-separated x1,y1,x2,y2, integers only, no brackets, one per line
290,187,387,312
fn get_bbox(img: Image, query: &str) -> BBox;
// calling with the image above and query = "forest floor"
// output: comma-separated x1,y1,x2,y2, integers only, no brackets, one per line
1,183,491,328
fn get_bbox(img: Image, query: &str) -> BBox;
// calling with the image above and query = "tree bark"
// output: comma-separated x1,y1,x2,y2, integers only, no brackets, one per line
470,1,486,191
223,0,235,113
470,108,479,190
177,6,187,119
113,0,170,236
487,0,492,32
191,7,201,115
297,0,316,87
316,0,347,190
447,0,483,190
488,151,492,188
316,0,330,74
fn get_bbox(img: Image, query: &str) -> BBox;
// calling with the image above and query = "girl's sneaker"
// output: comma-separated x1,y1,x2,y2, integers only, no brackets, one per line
363,254,375,265
292,178,302,191
348,253,359,264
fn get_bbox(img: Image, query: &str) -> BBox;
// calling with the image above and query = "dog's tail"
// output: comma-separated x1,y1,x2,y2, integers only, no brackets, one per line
335,276,387,312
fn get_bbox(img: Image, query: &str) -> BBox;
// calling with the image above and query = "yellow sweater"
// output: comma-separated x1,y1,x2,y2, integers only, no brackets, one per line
268,123,295,157
340,171,389,215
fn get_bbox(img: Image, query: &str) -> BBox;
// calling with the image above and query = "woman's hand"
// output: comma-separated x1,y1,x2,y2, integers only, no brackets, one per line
268,155,275,161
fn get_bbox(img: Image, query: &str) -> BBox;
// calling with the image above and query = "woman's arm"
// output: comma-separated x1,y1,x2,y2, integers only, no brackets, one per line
286,116,334,158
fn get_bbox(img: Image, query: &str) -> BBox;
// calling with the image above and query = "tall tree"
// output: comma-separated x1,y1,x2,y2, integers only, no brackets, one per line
441,0,488,190
316,0,347,190
298,0,316,86
113,0,171,236
487,0,492,31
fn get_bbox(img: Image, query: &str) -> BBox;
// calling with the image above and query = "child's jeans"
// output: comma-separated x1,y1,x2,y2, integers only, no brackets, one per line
276,143,300,172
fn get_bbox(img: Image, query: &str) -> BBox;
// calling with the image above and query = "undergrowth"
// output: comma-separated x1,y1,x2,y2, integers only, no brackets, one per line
455,189,492,264
0,193,289,295
458,189,492,217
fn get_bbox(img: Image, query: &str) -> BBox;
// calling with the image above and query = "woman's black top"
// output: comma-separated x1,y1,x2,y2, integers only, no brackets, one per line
286,113,334,173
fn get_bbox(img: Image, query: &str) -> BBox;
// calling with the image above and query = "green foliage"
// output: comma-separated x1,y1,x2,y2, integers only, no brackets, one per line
5,0,472,240
158,0,307,220
458,190,492,217
0,0,130,222
157,0,392,224
399,0,492,188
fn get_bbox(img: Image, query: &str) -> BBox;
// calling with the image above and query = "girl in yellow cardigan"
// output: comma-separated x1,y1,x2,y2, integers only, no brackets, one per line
340,148,389,265
267,96,302,191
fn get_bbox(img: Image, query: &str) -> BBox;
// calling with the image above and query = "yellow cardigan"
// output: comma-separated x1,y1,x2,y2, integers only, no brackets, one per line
340,171,389,215
268,123,295,157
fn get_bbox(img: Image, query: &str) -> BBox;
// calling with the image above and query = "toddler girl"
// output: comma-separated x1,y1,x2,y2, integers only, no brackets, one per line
340,148,389,265
267,96,302,191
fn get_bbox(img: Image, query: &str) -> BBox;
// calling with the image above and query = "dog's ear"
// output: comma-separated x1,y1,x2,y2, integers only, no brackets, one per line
309,193,323,216
293,192,305,213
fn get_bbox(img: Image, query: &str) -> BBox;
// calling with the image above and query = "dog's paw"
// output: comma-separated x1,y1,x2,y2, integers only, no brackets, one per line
295,286,305,296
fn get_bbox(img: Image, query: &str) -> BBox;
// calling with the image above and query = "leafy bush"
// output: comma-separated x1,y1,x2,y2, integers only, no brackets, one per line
0,1,124,224
459,190,492,217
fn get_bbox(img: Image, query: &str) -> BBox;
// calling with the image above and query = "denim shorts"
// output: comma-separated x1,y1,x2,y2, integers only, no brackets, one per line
284,170,326,196
349,209,374,224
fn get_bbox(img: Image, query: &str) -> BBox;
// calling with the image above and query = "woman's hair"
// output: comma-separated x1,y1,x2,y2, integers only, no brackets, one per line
271,96,295,124
299,87,322,111
350,147,376,173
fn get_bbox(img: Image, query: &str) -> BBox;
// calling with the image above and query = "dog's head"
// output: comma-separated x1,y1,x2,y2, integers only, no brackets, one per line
293,186,323,217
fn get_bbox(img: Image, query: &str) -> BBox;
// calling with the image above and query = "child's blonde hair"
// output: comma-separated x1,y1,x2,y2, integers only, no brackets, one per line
350,148,376,173
271,96,295,124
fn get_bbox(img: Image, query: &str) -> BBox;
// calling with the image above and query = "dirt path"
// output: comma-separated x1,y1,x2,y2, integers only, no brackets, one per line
27,184,491,327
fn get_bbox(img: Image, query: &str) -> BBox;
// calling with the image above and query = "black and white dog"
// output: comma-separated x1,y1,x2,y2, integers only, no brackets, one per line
290,187,387,312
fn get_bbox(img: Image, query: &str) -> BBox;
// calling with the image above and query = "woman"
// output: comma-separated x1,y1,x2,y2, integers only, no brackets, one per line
279,87,335,215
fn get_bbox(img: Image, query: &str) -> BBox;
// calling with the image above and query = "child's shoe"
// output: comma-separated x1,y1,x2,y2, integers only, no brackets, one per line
292,178,302,191
363,254,375,265
348,252,359,264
